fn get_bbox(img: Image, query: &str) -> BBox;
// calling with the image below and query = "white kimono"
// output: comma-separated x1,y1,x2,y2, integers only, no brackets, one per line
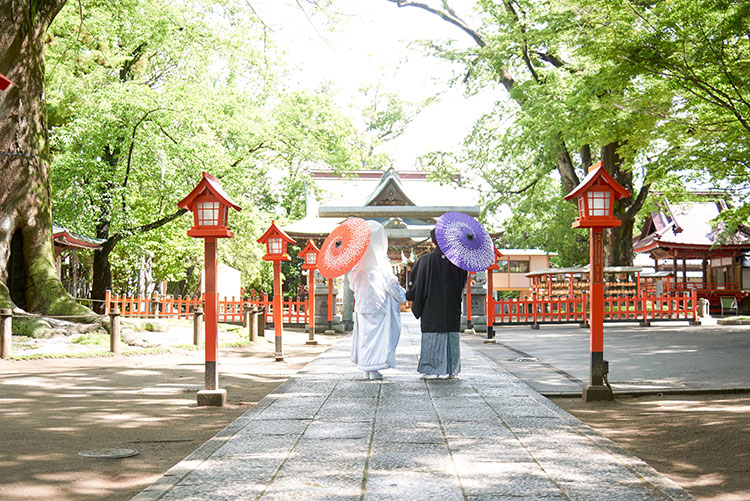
347,220,406,372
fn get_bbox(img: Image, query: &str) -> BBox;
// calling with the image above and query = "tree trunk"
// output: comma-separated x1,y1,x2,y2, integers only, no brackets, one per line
0,0,90,320
89,209,187,311
92,244,114,314
601,142,649,266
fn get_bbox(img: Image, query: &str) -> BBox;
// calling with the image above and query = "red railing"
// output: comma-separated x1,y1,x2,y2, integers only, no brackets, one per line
492,290,697,326
104,290,309,325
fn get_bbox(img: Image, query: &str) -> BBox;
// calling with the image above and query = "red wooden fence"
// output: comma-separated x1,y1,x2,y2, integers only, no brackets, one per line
491,290,697,327
103,290,309,325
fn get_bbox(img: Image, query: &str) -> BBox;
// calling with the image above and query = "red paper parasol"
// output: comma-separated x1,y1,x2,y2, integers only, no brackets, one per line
318,218,370,278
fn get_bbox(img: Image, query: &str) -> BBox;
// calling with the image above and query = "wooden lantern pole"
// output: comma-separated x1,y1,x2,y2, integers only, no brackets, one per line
204,237,219,390
273,259,284,361
306,270,317,345
588,228,605,388
486,267,495,342
327,278,334,333
464,273,474,334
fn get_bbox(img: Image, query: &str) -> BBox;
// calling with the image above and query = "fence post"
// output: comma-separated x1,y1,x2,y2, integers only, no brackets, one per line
1,309,12,359
260,305,268,337
249,307,259,343
580,292,589,328
690,289,699,325
193,307,204,346
104,290,111,315
639,290,651,327
109,308,121,355
243,303,251,328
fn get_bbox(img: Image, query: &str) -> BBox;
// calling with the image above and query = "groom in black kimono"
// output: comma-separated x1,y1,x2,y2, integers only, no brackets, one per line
406,229,468,379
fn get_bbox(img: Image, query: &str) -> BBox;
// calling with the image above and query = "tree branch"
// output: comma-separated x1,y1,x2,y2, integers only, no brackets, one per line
123,108,164,212
230,141,267,167
502,0,540,84
626,181,651,219
386,1,517,92
111,208,189,245
41,0,70,29
533,50,569,70
386,0,486,47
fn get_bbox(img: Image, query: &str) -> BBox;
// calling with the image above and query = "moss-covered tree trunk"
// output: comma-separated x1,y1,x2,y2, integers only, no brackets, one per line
0,0,91,322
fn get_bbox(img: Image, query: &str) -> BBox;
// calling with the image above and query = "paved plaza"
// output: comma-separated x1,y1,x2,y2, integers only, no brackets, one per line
134,316,693,500
464,321,750,395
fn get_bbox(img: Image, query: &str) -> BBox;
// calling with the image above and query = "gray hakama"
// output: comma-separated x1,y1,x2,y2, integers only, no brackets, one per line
417,331,461,376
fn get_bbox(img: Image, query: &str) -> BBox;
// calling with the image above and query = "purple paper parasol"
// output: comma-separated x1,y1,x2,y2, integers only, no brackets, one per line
435,212,494,272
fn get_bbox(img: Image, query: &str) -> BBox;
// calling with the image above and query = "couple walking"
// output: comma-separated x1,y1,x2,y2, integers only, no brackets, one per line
348,221,466,380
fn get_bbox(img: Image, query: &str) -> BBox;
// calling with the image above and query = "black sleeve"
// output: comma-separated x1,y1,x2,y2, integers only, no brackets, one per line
406,257,429,319
405,259,420,302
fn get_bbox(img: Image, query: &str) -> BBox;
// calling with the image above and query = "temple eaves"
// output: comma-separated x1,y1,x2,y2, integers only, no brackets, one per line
318,206,481,218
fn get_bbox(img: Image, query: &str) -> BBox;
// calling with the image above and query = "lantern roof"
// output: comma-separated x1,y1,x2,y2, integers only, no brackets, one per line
0,73,12,91
564,162,631,203
177,171,242,212
488,247,503,271
299,239,320,256
257,220,296,246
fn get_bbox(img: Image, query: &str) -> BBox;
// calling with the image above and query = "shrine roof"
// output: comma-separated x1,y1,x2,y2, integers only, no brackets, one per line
282,215,340,237
52,224,105,250
526,265,643,277
497,249,558,257
309,168,497,224
633,201,750,256
285,168,506,244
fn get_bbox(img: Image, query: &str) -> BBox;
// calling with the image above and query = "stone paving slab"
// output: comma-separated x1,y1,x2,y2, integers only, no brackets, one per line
133,316,694,500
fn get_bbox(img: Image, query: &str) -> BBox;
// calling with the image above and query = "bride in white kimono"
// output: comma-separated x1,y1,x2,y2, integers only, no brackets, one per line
347,220,406,380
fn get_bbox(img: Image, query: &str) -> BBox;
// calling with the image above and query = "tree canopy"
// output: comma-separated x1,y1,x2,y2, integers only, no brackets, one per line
387,0,750,265
4,0,750,312
46,0,361,298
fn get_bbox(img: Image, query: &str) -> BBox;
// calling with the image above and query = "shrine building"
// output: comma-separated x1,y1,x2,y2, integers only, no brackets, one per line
283,167,553,301
632,197,750,312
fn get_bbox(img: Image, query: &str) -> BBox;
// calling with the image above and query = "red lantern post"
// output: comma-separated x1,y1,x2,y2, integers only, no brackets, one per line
485,247,503,343
299,240,320,345
326,279,334,334
464,273,474,334
565,161,631,402
178,171,241,406
257,221,296,361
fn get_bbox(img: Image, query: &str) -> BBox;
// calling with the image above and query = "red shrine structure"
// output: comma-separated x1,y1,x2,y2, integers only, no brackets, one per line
632,197,750,313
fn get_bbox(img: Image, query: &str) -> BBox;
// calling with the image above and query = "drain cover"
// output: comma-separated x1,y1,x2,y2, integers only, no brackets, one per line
78,448,139,458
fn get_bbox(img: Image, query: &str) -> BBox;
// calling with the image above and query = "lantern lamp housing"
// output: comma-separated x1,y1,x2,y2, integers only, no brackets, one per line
177,171,242,238
300,240,321,270
257,221,296,262
564,162,631,229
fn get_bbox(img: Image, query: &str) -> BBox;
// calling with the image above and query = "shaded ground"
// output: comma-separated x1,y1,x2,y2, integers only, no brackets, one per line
2,321,749,500
551,393,750,501
0,326,342,501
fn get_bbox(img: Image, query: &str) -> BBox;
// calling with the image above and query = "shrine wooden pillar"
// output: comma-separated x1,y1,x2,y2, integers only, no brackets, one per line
682,259,688,287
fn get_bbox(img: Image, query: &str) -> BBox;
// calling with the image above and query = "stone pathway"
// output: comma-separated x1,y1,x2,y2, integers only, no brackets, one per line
134,316,693,500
